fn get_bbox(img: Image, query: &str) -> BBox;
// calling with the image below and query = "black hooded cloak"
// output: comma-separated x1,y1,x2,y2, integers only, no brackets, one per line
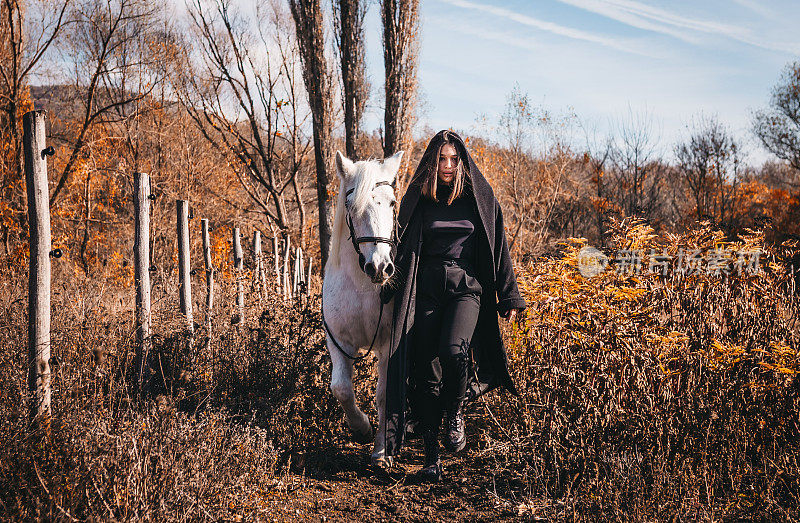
382,129,527,457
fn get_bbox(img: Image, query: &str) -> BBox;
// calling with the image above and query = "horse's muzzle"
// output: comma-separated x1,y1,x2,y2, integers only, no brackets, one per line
365,260,395,283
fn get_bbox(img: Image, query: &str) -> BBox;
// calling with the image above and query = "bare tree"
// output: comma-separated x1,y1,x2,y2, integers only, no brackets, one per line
496,86,576,254
288,0,334,267
272,5,314,247
580,124,613,245
752,61,800,172
0,0,69,252
754,159,800,190
333,0,368,160
676,114,741,228
608,108,662,219
49,0,160,206
381,0,418,184
498,85,536,250
178,0,311,239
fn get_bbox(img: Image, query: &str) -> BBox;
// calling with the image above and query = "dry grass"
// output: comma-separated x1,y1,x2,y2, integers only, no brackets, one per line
0,220,799,520
0,265,377,520
479,219,800,519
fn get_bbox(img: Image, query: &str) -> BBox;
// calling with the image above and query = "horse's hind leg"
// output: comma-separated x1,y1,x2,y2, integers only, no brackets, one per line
328,337,372,442
370,346,393,468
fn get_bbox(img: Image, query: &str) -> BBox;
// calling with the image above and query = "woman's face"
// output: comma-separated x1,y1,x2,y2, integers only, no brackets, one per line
437,143,458,185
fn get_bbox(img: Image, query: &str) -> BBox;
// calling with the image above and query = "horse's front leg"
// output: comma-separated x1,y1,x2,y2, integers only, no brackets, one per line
370,346,392,468
328,337,373,442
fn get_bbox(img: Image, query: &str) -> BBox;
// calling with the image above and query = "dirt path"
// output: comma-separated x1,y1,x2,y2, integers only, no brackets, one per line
251,438,558,522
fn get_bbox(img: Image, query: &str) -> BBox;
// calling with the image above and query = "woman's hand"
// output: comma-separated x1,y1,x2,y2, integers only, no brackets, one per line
500,308,525,324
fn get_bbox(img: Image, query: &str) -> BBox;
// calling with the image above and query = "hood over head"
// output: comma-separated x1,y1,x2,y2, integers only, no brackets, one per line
397,129,498,252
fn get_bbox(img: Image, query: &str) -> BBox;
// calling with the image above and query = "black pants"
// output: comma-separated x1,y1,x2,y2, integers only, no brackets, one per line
411,258,482,433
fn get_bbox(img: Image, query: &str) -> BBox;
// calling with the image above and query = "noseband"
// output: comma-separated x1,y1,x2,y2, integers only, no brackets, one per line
321,179,397,362
344,180,398,274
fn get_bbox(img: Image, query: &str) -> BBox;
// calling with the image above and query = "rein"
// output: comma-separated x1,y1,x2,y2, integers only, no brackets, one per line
323,179,397,361
322,297,385,361
344,180,398,272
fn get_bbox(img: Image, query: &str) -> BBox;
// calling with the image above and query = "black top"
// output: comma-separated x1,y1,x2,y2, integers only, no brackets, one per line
420,183,479,262
385,129,530,457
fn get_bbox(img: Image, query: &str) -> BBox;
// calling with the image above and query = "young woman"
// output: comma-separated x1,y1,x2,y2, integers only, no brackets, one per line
381,130,527,482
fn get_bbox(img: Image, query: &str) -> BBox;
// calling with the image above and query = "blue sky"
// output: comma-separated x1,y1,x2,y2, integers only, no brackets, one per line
359,0,800,165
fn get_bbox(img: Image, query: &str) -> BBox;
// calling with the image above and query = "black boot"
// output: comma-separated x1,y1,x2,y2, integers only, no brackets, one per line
443,350,469,453
418,429,442,483
443,398,466,453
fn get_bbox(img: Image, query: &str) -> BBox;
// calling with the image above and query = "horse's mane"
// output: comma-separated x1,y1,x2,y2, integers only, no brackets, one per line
328,158,393,268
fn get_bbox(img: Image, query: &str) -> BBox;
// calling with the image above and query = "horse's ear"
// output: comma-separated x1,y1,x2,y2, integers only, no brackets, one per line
383,150,404,180
335,150,354,181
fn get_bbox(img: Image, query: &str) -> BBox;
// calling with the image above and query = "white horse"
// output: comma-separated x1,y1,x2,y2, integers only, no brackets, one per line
322,150,403,468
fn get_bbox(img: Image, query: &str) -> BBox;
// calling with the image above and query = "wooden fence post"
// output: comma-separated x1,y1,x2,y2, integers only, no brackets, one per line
298,247,304,287
201,219,214,335
177,200,193,334
272,233,279,294
233,227,245,323
253,230,266,299
259,233,267,299
283,235,291,301
293,247,300,296
298,247,306,305
24,110,51,423
134,172,152,395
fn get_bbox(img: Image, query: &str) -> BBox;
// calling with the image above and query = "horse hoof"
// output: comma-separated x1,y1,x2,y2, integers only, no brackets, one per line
350,426,373,444
371,455,393,470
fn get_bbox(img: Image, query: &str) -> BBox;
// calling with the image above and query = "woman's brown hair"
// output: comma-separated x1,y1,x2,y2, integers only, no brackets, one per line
417,131,471,205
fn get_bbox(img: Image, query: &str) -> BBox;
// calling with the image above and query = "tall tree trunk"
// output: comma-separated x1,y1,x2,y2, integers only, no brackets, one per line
289,0,334,269
80,170,91,273
335,0,368,160
291,173,306,248
1,2,24,257
596,167,605,247
381,0,419,183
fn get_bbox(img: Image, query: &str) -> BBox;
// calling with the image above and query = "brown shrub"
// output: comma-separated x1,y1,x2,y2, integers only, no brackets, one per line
1,220,799,520
0,267,376,520
480,219,800,519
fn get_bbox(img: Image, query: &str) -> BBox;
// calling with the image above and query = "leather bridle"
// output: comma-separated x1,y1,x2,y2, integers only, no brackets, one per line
321,179,398,361
344,180,399,274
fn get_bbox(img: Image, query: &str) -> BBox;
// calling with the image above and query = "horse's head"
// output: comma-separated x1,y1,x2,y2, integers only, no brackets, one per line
335,150,404,285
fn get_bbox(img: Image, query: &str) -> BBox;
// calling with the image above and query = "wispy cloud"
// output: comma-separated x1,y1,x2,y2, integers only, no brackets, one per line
446,22,541,53
438,0,658,57
729,0,775,18
554,0,799,54
551,0,702,44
